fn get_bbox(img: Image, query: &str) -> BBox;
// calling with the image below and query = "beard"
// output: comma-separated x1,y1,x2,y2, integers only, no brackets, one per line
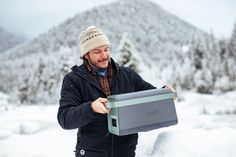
88,55,110,69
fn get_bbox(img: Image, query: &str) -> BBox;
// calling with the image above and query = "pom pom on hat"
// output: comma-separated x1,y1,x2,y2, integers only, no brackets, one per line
79,26,110,57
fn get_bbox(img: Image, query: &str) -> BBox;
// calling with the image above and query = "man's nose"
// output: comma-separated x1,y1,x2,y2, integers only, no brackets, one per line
100,50,108,57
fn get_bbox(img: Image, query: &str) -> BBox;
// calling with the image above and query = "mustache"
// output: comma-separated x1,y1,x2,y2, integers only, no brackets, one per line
98,58,109,62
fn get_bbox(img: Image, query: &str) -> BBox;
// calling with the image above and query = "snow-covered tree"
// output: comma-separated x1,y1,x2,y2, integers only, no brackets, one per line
115,33,142,73
18,78,29,104
229,21,236,57
187,35,216,93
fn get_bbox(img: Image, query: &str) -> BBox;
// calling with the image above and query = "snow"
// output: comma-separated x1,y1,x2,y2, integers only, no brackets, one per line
0,102,76,157
0,92,9,105
151,128,236,157
0,91,236,157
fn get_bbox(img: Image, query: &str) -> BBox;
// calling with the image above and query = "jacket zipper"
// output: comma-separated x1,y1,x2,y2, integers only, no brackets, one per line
111,134,114,157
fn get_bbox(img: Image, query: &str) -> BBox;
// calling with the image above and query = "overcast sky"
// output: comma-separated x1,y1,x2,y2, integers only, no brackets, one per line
0,0,235,39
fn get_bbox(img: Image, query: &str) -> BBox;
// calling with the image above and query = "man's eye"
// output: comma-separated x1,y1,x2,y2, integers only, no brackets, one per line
93,51,100,54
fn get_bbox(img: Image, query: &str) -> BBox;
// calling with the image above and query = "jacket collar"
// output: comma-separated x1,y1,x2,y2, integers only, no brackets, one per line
71,58,119,94
71,58,119,77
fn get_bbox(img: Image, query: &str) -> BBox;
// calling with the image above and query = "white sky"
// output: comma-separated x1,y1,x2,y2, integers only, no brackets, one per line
0,0,235,39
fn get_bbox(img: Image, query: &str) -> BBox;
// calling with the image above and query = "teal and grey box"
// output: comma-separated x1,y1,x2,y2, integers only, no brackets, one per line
107,88,178,136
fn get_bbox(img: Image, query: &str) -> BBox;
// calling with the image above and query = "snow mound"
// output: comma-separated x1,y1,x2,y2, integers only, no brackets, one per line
151,128,236,157
0,92,9,104
0,129,11,140
4,121,42,135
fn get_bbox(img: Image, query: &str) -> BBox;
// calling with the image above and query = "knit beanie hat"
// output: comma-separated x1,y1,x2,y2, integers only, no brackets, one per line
79,26,110,57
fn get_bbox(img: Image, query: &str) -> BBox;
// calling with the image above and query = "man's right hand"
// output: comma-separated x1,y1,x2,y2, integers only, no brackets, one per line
91,97,110,114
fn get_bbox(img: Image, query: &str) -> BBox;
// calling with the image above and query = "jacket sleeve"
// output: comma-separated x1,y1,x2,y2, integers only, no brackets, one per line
57,74,99,130
130,69,156,91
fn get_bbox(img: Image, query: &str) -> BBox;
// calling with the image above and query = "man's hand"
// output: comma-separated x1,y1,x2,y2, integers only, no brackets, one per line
91,97,110,114
164,84,176,93
162,84,177,100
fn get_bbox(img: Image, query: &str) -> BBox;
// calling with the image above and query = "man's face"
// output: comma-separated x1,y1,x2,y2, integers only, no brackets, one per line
85,45,110,69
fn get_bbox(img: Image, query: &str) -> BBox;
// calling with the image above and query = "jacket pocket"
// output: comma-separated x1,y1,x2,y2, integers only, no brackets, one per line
76,147,106,157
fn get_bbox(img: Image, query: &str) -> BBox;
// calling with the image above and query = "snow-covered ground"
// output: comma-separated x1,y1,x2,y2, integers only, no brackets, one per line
0,91,236,157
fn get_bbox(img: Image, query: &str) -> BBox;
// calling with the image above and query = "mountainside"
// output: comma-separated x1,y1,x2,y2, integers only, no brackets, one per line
0,27,25,53
0,0,234,104
0,0,204,60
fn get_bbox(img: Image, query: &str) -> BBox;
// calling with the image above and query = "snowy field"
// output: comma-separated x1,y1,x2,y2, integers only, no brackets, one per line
0,91,236,157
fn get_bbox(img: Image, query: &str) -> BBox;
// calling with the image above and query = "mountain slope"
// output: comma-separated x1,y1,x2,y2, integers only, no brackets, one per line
0,27,25,53
0,0,205,60
0,0,222,104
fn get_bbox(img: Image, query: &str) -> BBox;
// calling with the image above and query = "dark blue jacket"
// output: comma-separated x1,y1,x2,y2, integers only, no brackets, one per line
57,59,155,157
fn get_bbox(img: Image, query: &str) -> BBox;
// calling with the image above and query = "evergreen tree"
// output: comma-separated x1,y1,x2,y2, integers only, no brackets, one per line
189,36,215,93
191,38,204,70
18,78,29,104
229,21,236,57
115,33,142,73
228,21,236,85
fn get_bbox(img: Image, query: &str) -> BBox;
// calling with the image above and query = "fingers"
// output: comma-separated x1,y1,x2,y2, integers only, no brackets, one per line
167,85,176,92
100,103,110,113
163,84,176,92
162,85,177,100
98,97,108,103
91,97,110,114
98,97,109,110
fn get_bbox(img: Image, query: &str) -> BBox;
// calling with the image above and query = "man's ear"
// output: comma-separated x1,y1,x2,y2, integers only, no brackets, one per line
84,53,89,60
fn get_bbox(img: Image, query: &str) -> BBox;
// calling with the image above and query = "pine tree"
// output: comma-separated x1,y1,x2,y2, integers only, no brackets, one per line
191,38,204,70
226,21,236,90
229,21,236,57
18,78,29,104
189,36,215,93
115,33,141,73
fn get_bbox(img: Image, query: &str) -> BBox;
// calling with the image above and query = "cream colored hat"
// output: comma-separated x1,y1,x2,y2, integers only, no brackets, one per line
79,25,110,57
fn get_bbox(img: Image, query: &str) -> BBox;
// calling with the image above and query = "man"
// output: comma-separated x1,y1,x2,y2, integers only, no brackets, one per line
57,26,173,157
